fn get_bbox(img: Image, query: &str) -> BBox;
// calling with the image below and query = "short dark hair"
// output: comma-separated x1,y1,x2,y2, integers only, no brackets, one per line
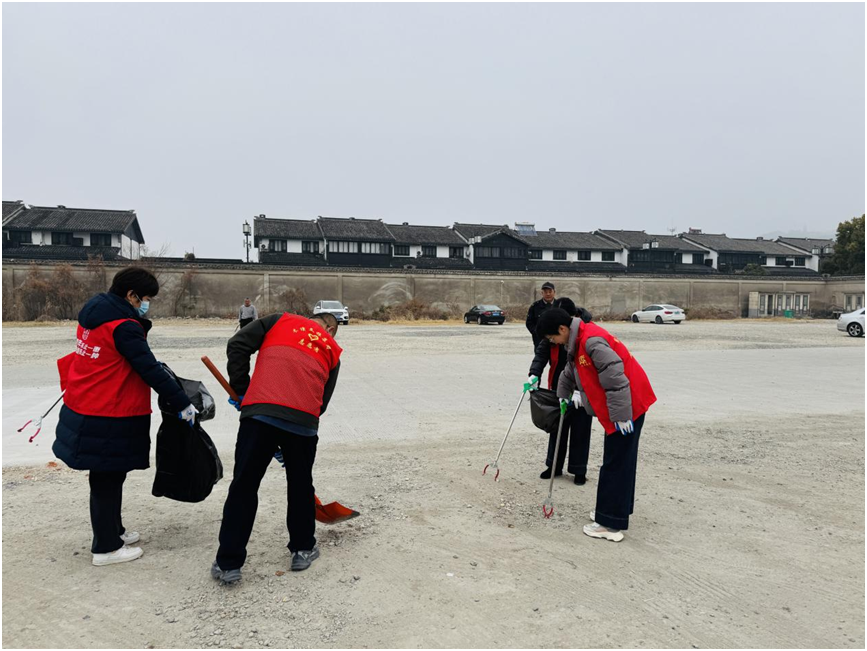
535,307,572,337
109,267,159,299
312,312,339,334
555,297,577,316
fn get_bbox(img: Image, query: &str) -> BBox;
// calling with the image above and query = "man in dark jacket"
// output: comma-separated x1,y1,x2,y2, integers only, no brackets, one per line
527,298,593,483
54,267,194,567
212,311,342,583
525,282,557,347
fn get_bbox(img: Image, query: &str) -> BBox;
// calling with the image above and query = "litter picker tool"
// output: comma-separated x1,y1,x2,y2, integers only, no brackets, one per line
18,391,65,443
483,385,531,481
200,355,359,525
542,406,566,518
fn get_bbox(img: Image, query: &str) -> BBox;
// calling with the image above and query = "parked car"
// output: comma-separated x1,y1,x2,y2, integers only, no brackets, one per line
837,309,864,337
313,300,350,325
631,304,686,324
464,305,506,325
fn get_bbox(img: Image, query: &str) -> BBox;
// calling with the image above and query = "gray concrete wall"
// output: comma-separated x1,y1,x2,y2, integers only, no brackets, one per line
2,260,864,319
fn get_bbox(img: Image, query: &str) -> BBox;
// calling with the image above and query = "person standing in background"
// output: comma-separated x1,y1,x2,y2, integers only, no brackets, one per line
525,282,557,347
238,298,258,330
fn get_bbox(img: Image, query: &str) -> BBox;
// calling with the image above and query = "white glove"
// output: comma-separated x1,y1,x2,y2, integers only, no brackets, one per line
179,404,200,427
615,420,634,435
572,392,584,409
526,375,540,392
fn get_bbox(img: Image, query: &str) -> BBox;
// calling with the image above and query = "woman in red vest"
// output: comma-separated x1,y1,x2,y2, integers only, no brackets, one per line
54,268,196,566
538,307,656,542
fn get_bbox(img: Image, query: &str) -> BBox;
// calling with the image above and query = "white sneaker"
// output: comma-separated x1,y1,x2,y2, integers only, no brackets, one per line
590,510,595,521
583,522,624,542
120,531,140,545
92,545,143,566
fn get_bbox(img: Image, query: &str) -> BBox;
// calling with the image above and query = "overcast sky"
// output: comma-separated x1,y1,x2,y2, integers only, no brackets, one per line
3,3,864,258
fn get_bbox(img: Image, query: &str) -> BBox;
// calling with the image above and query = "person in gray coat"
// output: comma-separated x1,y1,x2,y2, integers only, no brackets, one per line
538,308,656,542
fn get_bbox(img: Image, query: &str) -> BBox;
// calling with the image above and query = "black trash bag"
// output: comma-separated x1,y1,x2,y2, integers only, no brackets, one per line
152,365,223,503
530,388,561,433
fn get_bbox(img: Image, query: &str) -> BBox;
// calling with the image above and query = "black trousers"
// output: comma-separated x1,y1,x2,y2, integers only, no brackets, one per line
546,407,593,476
89,470,128,554
594,414,645,531
216,418,318,571
239,318,254,329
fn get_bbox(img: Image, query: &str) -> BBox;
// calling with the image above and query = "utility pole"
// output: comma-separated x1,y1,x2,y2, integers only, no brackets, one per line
242,220,252,263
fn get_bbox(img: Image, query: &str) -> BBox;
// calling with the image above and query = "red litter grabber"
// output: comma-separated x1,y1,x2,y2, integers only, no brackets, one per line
201,356,359,525
18,391,65,443
483,387,529,481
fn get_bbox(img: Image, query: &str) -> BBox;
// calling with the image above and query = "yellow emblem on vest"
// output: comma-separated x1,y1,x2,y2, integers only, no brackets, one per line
578,354,591,368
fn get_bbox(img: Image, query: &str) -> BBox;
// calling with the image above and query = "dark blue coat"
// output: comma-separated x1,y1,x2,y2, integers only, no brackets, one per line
53,292,192,473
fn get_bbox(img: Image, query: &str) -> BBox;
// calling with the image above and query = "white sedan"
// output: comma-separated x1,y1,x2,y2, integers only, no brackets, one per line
837,309,864,337
631,304,686,324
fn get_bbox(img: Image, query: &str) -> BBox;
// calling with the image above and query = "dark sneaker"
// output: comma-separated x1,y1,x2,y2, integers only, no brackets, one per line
539,467,563,479
210,561,242,584
291,546,320,572
573,475,587,485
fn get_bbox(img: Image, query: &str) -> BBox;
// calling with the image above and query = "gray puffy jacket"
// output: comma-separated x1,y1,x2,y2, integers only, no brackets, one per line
556,318,633,423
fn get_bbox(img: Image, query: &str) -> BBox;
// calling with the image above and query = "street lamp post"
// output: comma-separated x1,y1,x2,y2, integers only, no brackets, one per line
242,221,252,263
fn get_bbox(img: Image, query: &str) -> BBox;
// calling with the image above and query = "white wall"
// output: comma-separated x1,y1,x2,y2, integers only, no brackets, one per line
436,245,450,258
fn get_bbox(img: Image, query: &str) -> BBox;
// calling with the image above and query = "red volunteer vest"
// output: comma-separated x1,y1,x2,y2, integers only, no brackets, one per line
60,320,151,417
243,313,343,417
547,345,560,390
575,321,656,435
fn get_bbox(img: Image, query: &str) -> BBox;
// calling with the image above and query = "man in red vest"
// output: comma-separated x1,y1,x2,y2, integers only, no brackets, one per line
537,307,656,542
211,311,342,583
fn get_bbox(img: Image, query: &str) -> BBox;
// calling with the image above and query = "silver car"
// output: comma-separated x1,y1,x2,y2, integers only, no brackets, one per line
313,300,350,325
631,304,686,324
837,309,864,337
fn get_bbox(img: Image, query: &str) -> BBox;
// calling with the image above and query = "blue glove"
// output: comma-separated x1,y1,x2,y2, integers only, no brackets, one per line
274,449,285,467
228,395,245,412
615,420,634,435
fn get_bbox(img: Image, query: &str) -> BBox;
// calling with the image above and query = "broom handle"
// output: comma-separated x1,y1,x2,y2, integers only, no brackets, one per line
201,356,239,401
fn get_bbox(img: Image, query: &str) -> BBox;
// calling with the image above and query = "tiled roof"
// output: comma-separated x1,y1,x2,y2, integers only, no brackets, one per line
452,223,512,240
257,251,329,266
527,261,627,274
777,237,835,253
680,233,799,256
391,257,474,270
385,223,466,246
4,205,144,243
318,217,395,242
253,217,322,240
2,200,25,225
596,230,707,253
524,230,621,251
759,267,821,277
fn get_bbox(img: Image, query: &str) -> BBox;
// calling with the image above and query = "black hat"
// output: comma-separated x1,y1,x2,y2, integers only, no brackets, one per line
541,282,555,291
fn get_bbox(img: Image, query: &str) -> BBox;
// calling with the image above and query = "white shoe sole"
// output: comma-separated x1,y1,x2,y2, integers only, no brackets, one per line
583,524,624,542
92,547,144,566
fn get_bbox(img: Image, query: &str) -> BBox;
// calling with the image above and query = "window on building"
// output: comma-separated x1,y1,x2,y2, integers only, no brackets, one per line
602,251,616,262
476,246,499,258
576,251,591,261
795,295,801,311
529,249,542,260
794,257,805,267
10,231,32,245
759,256,767,265
775,257,790,266
52,232,73,246
785,294,792,310
449,246,464,259
394,245,410,256
503,247,525,258
553,250,567,261
846,295,853,311
760,294,766,314
360,242,389,254
302,241,320,254
269,239,287,252
803,294,809,311
421,245,437,257
858,296,864,310
91,233,112,247
329,241,360,253
693,253,705,265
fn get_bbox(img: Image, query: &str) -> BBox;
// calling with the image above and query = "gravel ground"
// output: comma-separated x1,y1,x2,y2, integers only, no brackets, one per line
2,318,864,648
